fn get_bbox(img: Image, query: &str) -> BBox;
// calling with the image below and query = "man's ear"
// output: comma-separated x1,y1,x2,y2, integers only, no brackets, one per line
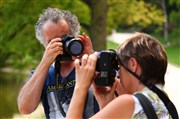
128,57,138,72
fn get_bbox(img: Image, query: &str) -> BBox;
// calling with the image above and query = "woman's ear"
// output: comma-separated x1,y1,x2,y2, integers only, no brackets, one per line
128,57,138,72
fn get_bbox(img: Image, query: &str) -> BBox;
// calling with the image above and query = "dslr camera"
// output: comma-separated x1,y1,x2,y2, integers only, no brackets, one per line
57,34,84,61
95,50,119,86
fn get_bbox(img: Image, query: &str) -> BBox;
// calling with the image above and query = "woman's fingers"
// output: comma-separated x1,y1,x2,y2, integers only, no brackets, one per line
75,59,80,69
81,54,88,66
89,52,98,67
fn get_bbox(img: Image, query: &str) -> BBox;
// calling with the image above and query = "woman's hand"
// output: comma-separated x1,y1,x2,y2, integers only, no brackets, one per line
67,52,98,118
115,77,127,95
93,80,118,109
74,52,98,90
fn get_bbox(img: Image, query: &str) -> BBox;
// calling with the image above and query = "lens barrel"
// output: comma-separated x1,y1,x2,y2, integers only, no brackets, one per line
65,39,84,56
60,35,84,60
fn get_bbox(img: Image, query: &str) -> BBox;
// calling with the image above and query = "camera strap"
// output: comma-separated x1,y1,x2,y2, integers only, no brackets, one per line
147,84,179,119
134,93,158,119
55,58,66,117
119,62,179,119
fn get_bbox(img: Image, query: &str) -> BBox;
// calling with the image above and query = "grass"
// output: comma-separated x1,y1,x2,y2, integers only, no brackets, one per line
107,40,180,67
153,33,180,67
165,46,180,66
107,40,119,50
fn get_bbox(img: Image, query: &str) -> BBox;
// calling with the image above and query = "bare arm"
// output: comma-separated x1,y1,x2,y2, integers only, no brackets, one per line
91,94,135,118
18,38,62,114
67,53,135,118
17,61,50,114
92,80,118,110
67,53,98,118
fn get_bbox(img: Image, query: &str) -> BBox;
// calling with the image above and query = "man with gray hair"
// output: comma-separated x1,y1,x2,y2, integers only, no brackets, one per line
17,7,99,119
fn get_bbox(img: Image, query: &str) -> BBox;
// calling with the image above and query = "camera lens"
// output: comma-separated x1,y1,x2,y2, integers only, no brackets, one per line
68,40,84,56
59,35,84,61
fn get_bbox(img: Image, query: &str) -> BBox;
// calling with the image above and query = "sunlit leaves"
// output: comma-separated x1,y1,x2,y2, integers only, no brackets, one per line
107,0,164,33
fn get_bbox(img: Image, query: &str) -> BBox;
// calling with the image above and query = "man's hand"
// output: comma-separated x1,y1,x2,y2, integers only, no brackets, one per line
41,38,63,65
72,33,93,60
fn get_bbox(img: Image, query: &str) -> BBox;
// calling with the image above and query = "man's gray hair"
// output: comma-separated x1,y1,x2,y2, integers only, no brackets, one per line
35,7,80,44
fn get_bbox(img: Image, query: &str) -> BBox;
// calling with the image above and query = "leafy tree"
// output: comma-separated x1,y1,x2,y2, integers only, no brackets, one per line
0,0,90,69
107,0,164,33
1,1,44,68
0,0,171,69
144,0,180,45
0,0,106,68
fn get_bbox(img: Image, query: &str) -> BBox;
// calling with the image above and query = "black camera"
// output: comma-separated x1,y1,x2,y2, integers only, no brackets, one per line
95,50,119,86
57,34,84,61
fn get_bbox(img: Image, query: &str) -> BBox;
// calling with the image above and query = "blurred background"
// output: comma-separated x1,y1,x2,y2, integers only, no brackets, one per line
0,0,179,118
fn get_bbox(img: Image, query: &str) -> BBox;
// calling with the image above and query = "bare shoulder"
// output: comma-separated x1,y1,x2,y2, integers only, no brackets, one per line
113,94,135,108
117,94,134,101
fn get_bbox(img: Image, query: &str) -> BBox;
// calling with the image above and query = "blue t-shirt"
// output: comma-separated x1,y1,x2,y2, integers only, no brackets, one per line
31,65,99,119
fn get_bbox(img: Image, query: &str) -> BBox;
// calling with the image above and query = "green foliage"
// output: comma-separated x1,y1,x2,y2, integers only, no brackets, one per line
0,0,46,68
107,0,164,33
169,0,180,6
169,10,180,44
0,71,27,118
0,0,90,69
0,0,178,69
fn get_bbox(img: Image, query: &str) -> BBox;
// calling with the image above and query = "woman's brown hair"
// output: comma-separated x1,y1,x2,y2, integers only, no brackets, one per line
116,33,167,85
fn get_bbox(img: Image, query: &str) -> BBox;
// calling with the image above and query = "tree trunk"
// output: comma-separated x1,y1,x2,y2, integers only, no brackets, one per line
161,0,168,43
84,0,107,51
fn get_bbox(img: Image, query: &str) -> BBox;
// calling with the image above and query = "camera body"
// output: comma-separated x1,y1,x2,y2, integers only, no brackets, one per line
95,50,119,86
57,34,84,61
